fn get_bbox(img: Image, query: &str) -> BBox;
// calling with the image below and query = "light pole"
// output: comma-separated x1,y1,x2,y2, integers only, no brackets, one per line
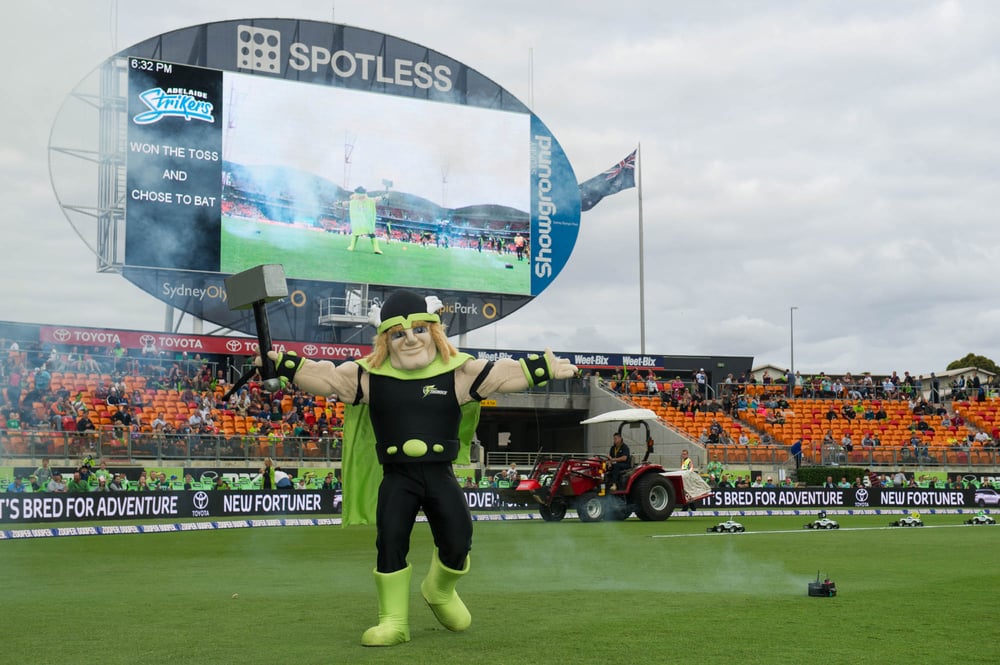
790,306,798,379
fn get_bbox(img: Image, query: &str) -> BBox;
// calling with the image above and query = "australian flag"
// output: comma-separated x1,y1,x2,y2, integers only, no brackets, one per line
578,149,637,212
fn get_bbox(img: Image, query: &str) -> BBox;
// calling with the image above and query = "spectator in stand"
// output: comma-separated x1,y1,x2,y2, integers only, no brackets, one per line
34,364,52,396
33,458,53,488
47,472,67,492
709,419,723,443
187,409,205,431
716,474,734,489
110,405,133,438
644,371,659,395
825,405,839,421
670,376,685,399
75,411,95,433
862,432,875,448
929,372,941,404
846,375,863,400
5,411,22,432
695,368,708,399
841,433,853,452
321,473,337,490
6,477,26,493
67,471,89,493
705,457,724,483
823,476,836,488
837,476,852,489
5,365,23,410
109,474,125,491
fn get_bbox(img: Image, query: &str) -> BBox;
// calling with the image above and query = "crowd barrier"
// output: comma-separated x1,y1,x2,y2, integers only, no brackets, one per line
1,486,995,525
0,430,343,463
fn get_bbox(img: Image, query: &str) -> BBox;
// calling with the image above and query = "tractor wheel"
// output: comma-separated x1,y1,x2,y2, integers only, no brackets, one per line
631,473,676,521
576,492,605,522
539,500,567,522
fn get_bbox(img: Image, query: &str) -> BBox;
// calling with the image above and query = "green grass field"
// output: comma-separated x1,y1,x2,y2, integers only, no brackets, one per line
2,514,998,664
220,217,531,294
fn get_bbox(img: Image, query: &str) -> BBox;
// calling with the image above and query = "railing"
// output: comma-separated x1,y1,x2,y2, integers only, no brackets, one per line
484,450,593,470
0,429,343,464
705,443,1000,467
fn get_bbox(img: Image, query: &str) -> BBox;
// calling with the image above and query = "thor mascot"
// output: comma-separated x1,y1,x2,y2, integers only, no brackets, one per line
266,289,576,646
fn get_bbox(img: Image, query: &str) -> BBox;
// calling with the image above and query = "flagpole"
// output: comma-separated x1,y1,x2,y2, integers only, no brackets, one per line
637,143,646,354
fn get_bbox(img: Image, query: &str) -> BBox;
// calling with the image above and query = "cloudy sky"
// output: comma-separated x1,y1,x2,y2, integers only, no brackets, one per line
5,0,1000,375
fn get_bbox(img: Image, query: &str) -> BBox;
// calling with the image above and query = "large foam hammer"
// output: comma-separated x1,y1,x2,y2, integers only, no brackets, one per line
223,264,289,398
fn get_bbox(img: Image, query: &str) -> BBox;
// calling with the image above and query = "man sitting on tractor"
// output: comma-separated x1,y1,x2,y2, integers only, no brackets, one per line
608,433,631,491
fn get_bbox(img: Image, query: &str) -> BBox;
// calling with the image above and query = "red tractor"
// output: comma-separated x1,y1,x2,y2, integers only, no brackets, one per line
500,409,710,522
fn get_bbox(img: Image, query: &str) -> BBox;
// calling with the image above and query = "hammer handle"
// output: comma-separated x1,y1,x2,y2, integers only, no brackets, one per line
253,300,276,382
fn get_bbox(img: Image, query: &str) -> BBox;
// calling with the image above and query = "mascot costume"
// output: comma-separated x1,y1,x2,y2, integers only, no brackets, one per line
267,289,576,646
345,186,386,254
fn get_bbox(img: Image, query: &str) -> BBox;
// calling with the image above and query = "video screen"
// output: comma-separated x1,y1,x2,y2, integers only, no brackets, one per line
126,59,535,296
219,72,531,295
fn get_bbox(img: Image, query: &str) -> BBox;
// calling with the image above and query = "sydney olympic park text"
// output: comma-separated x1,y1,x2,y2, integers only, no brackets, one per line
0,488,990,525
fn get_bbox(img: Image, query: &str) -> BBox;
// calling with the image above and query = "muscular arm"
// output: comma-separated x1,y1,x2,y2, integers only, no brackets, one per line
266,351,365,403
455,349,577,403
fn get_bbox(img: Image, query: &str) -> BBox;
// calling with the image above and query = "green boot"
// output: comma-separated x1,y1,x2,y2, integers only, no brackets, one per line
347,235,358,251
372,237,383,254
420,550,471,632
361,566,411,647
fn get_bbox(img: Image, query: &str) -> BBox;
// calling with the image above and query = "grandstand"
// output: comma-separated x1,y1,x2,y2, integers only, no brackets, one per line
2,320,999,481
606,374,1000,474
